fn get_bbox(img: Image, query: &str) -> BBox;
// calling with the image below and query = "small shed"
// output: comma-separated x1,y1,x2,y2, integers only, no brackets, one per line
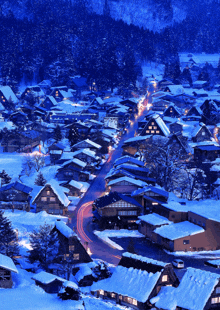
0,254,18,288
32,271,66,293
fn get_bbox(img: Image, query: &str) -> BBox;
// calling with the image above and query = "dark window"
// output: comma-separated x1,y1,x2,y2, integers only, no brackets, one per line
183,240,189,244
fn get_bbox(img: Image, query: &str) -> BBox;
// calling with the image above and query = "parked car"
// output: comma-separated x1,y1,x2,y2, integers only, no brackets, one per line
172,259,184,269
204,260,220,268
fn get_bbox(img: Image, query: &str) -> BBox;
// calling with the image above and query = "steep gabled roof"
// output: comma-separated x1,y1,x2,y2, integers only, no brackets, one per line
114,155,145,167
93,192,142,209
0,254,18,273
0,181,33,194
0,86,18,103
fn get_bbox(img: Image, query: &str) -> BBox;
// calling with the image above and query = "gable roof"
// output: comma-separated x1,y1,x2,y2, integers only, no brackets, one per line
93,192,142,209
132,186,169,199
32,180,70,207
55,220,77,238
60,158,87,168
91,265,161,303
108,176,147,187
0,254,18,273
114,155,145,167
138,213,172,226
145,114,170,137
32,271,65,284
0,181,33,194
153,267,220,310
72,139,101,149
154,221,204,240
0,86,18,103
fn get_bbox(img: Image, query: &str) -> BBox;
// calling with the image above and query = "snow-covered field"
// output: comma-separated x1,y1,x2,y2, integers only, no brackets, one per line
0,153,24,182
0,266,128,310
94,229,144,250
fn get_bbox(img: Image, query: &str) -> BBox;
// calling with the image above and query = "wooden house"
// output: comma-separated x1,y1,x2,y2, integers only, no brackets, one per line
120,99,138,114
131,186,169,214
167,134,189,156
182,105,204,122
68,76,88,99
71,139,101,153
193,144,220,162
0,181,33,211
92,191,142,229
74,265,94,287
0,86,18,110
153,220,205,252
50,86,75,102
91,252,179,310
122,135,151,156
52,220,92,264
169,121,183,134
108,176,148,195
48,142,65,163
138,213,172,239
152,267,220,310
41,96,58,110
38,80,52,94
0,254,18,288
140,114,170,137
9,110,29,126
71,148,99,165
56,159,89,182
32,180,70,215
32,271,66,293
89,97,108,111
1,130,41,153
152,99,170,112
60,180,89,197
21,85,44,100
74,121,91,139
191,123,212,142
163,103,182,118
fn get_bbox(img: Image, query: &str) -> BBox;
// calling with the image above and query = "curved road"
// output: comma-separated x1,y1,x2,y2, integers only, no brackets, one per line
69,96,148,265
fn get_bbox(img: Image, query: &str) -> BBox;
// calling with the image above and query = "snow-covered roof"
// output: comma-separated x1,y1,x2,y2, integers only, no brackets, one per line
44,96,58,106
63,280,78,289
33,180,70,207
124,135,151,144
138,213,172,226
114,155,145,167
72,148,97,159
154,221,204,240
61,158,87,168
166,85,185,95
91,265,161,302
108,176,147,187
75,265,92,282
73,139,101,149
162,201,188,212
0,86,18,103
32,271,66,284
0,253,18,273
122,252,168,267
151,114,170,136
55,220,77,238
153,267,220,310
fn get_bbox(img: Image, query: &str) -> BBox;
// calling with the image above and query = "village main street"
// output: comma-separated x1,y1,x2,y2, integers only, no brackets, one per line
69,93,220,277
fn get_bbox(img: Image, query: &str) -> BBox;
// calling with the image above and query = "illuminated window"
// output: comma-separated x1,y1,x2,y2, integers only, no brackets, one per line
162,275,168,282
151,130,155,133
146,130,150,133
212,297,220,304
50,197,56,202
41,197,47,201
73,253,79,260
153,126,157,129
152,122,155,125
149,126,152,129
152,202,158,205
69,245,75,251
100,290,104,295
111,293,116,298
156,131,160,134
202,131,205,136
46,190,50,195
119,295,122,300
133,299,138,306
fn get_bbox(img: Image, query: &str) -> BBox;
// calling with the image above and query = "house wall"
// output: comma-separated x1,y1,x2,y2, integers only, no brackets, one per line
109,182,139,194
35,185,67,215
193,128,211,142
168,211,188,223
0,268,13,288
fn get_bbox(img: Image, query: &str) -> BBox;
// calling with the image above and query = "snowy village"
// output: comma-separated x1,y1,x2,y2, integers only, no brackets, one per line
2,1,220,310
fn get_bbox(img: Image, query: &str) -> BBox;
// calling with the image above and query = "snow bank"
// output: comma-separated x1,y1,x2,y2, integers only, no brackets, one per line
94,229,144,251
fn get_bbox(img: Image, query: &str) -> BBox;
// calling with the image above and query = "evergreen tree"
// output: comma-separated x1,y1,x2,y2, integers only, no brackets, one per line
0,210,19,258
34,172,47,186
67,124,79,148
53,125,62,142
58,286,81,300
28,223,59,271
0,170,12,186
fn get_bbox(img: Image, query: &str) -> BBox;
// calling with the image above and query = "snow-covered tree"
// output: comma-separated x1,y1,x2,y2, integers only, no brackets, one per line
0,210,19,259
22,154,34,176
28,223,59,271
58,284,81,300
0,170,11,186
53,125,62,142
34,172,47,186
32,154,45,172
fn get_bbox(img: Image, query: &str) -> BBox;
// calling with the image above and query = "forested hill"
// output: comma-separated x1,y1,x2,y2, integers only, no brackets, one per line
0,0,220,91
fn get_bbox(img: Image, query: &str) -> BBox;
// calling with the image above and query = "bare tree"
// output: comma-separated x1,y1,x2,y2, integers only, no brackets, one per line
22,154,34,176
32,154,45,172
